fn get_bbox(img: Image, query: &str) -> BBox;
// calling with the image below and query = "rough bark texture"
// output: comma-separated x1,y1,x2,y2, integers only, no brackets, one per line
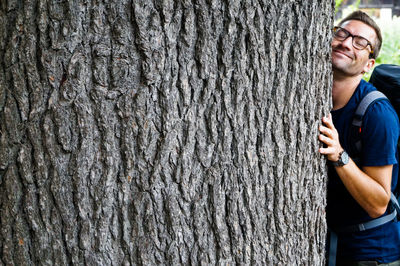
0,0,333,265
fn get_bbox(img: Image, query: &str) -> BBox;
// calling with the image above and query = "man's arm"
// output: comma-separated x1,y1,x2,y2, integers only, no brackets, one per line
319,114,392,218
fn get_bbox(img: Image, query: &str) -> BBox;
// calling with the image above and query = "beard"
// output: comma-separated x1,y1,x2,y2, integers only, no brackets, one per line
331,47,365,77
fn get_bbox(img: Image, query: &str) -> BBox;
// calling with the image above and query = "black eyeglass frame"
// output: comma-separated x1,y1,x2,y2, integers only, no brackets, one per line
333,26,375,58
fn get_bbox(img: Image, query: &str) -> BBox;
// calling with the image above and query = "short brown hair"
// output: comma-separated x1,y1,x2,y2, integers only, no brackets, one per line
338,10,382,59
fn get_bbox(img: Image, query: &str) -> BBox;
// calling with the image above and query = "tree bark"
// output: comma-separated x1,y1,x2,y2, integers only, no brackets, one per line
0,0,333,265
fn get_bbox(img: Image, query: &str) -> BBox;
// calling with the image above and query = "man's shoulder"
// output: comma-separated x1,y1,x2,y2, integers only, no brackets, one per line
357,80,397,121
365,99,398,121
363,97,399,137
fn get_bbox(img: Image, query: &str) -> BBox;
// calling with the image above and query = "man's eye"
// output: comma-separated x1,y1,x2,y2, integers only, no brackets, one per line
355,38,367,47
336,30,347,37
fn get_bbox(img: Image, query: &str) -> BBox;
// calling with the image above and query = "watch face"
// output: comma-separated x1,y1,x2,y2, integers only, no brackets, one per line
342,151,349,165
333,151,349,167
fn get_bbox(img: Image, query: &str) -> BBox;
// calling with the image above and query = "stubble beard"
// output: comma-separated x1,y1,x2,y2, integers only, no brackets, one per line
332,55,362,77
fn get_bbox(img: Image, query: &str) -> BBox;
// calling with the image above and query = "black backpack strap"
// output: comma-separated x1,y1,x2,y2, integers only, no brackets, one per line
351,91,388,154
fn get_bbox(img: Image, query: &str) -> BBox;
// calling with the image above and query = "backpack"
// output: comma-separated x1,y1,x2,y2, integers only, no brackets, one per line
342,64,400,232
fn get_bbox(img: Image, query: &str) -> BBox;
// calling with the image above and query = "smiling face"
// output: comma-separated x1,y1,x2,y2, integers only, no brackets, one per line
332,20,376,77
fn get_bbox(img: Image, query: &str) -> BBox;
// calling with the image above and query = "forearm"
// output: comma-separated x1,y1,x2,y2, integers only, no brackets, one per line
335,158,391,218
319,114,393,218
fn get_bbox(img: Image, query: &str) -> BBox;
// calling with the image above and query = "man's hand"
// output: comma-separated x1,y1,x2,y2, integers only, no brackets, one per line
318,114,343,162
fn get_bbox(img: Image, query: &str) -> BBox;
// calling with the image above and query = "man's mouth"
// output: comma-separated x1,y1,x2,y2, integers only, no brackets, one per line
332,49,354,59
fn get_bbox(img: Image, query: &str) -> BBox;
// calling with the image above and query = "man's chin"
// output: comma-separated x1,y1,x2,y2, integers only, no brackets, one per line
332,57,353,71
332,64,361,77
332,54,351,65
332,62,348,73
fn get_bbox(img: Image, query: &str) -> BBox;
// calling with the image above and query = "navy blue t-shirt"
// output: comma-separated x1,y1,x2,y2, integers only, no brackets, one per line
327,79,400,263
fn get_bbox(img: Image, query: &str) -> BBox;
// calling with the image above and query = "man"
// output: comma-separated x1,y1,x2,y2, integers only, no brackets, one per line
319,11,400,265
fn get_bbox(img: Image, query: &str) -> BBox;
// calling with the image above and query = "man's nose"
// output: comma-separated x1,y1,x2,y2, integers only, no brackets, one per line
339,36,353,49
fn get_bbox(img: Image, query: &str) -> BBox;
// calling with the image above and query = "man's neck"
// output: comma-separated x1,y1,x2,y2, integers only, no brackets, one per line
332,71,362,110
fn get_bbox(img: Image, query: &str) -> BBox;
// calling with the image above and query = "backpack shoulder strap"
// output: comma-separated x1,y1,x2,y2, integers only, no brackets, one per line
334,193,400,233
351,91,388,154
334,208,397,233
352,90,388,127
391,193,400,218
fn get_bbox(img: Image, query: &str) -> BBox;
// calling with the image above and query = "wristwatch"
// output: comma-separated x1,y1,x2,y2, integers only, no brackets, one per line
332,150,349,167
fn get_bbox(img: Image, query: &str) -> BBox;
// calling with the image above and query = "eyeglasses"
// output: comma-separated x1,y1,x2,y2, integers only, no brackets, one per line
333,26,374,57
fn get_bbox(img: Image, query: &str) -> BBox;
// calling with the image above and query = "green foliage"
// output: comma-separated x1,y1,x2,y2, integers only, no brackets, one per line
335,0,345,13
354,0,361,10
376,17,400,65
364,16,400,81
335,0,360,14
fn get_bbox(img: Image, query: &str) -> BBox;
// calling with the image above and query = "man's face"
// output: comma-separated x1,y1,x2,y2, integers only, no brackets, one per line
331,20,376,76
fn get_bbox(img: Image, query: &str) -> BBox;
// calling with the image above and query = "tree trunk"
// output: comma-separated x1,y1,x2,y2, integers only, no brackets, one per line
0,0,333,265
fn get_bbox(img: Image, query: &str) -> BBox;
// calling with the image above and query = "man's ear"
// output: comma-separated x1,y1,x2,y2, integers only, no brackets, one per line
362,58,375,74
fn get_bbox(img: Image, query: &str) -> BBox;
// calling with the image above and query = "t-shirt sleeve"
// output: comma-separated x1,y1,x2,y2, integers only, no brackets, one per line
361,100,399,166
